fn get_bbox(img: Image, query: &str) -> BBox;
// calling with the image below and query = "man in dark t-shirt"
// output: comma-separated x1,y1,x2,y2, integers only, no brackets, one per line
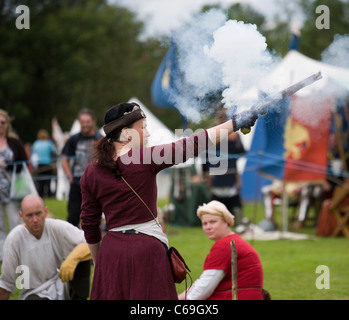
61,109,102,226
203,109,246,225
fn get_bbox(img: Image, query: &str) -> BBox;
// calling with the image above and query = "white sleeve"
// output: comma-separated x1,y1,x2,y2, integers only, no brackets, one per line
47,219,86,259
187,269,225,300
0,232,21,293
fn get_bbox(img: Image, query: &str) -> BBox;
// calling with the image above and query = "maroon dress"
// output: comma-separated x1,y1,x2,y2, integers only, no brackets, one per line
80,130,210,300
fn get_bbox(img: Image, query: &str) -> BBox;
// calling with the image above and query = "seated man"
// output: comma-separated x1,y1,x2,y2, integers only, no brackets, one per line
261,181,322,230
262,181,302,222
0,194,91,300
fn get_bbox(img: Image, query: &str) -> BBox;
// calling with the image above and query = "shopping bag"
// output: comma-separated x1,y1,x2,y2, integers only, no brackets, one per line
10,163,38,200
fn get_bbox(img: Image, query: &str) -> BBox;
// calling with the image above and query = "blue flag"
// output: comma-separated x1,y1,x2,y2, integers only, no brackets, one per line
151,40,181,109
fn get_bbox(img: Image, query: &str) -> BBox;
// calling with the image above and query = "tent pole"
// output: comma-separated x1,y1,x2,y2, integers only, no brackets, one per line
333,109,347,172
281,182,289,237
251,152,263,244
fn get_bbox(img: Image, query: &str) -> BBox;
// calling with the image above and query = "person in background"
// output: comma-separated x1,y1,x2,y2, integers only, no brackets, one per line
0,109,27,262
261,181,302,225
61,108,102,227
0,194,91,300
179,200,266,300
203,109,246,225
32,129,57,198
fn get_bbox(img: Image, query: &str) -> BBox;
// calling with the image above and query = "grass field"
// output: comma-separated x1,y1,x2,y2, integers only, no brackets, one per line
2,197,349,300
169,226,349,300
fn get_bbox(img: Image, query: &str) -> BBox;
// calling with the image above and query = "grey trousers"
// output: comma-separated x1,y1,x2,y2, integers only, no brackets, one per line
0,201,21,261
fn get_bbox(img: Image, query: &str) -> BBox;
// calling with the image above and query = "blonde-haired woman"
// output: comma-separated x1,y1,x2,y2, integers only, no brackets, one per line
179,200,265,300
0,109,28,261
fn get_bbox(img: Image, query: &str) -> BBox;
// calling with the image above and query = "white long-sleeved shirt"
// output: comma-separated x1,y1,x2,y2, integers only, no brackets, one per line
187,269,225,300
0,218,85,299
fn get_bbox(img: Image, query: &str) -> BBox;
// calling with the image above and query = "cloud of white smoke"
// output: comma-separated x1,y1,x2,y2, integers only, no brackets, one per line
321,34,349,69
171,8,277,122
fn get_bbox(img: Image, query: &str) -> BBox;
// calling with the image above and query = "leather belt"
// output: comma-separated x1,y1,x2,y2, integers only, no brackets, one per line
113,229,143,235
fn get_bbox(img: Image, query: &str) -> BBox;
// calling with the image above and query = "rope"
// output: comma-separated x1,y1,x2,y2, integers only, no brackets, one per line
3,149,348,183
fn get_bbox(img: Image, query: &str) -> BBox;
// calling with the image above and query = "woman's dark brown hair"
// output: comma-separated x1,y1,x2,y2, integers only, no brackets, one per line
94,129,122,178
95,102,144,178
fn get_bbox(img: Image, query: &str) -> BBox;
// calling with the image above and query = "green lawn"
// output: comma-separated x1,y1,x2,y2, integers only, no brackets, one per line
2,197,349,300
169,226,349,300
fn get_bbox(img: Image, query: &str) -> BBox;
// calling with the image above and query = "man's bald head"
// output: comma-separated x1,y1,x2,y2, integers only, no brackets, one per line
19,194,48,239
20,194,45,212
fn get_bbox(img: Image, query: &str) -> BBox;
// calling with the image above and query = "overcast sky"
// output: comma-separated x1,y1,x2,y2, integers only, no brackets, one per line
111,0,289,38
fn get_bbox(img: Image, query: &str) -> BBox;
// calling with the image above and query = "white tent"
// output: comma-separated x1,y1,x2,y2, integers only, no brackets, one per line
266,50,349,94
51,119,68,200
239,50,349,156
238,50,349,108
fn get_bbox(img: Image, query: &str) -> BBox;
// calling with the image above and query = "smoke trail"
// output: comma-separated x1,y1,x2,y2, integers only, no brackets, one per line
171,8,277,122
204,20,275,109
321,34,349,103
172,9,226,122
321,34,349,69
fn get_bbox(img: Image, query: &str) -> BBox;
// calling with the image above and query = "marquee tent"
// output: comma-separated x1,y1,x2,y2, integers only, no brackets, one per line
240,50,349,201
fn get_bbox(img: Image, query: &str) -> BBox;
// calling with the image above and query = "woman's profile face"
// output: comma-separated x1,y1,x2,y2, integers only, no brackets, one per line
130,118,150,147
201,214,230,241
0,115,9,137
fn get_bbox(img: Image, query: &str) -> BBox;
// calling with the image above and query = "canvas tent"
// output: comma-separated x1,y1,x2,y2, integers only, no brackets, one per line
238,50,349,102
240,50,349,201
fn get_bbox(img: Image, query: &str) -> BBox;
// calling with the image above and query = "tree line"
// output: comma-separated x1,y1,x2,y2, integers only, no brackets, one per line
0,0,348,143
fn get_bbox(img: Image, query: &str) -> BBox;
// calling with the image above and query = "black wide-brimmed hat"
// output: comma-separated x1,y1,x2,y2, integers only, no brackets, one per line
103,102,146,137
